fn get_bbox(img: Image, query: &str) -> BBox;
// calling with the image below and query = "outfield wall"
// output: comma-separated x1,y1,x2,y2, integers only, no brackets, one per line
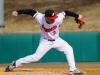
0,32,99,63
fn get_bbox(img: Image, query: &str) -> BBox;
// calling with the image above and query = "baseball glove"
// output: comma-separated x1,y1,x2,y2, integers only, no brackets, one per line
75,15,85,29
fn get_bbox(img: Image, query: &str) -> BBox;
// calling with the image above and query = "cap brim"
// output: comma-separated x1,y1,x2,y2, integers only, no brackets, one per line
47,15,58,20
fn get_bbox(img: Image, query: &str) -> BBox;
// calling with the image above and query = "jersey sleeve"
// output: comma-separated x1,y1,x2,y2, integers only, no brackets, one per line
64,10,79,18
57,12,66,24
17,9,37,17
33,11,43,25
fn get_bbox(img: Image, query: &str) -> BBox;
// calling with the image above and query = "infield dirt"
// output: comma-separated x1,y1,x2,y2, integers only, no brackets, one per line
0,62,100,75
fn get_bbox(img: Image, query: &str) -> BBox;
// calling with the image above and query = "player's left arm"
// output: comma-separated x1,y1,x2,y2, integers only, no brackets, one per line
64,10,85,29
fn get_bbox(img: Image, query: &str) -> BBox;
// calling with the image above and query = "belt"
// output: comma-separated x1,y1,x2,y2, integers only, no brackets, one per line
44,38,55,41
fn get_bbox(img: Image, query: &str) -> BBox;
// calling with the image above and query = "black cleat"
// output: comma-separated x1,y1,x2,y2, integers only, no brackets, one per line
5,61,16,72
68,69,86,75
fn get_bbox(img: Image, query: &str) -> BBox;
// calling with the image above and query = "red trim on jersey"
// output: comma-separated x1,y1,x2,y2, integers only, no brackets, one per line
42,24,57,32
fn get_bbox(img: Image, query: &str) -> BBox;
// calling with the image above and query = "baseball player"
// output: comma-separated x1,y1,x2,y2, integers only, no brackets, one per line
5,9,85,74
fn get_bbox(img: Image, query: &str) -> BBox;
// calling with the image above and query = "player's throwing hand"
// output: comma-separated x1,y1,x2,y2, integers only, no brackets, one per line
12,11,18,17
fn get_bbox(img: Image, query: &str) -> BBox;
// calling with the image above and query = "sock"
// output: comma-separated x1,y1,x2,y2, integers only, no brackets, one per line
13,61,16,66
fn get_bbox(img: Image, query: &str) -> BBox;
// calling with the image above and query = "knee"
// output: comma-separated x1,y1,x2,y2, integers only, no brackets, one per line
64,46,73,54
69,46,73,51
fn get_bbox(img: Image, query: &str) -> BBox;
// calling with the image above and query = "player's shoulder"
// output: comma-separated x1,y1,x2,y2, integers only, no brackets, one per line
56,12,66,21
34,11,44,25
57,12,66,17
54,12,65,24
34,11,44,18
57,12,65,16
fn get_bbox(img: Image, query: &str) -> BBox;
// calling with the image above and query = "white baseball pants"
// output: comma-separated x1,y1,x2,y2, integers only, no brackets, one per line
15,37,77,71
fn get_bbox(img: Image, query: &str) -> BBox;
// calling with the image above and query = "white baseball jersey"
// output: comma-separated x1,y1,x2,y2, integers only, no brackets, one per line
33,12,65,40
14,9,77,72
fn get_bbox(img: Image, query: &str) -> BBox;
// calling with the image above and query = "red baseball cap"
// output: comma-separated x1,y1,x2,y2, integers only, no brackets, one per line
45,9,58,20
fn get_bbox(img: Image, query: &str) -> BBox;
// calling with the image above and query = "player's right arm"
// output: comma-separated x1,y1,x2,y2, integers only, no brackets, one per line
12,9,43,25
12,9,37,17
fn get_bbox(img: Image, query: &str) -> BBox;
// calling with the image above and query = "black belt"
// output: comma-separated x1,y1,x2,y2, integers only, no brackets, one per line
44,38,55,41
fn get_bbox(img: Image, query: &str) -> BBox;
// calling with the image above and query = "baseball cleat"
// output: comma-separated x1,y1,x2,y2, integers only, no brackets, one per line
5,61,16,72
68,69,86,75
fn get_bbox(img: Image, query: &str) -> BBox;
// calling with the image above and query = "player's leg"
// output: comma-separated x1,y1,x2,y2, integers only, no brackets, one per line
5,39,52,72
53,37,76,71
53,37,86,74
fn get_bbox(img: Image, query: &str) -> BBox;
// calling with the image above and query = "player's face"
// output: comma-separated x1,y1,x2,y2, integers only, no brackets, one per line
45,17,55,24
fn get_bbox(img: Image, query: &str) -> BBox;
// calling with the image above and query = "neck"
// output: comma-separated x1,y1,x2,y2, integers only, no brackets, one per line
46,21,50,24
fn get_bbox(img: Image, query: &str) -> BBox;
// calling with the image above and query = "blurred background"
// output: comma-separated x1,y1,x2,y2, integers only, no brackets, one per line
2,0,100,33
0,0,100,63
